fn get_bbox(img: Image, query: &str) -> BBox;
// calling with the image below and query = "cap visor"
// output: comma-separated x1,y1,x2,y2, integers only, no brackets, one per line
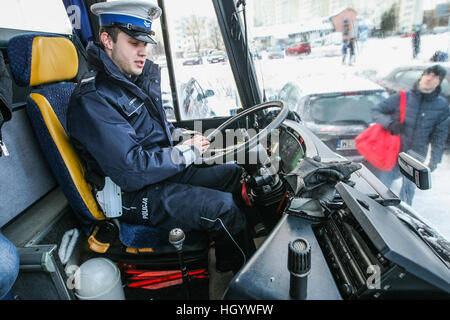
120,28,157,44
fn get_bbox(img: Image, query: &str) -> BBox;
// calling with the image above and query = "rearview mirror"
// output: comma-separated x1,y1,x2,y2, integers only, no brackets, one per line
205,89,215,97
398,152,431,190
197,89,215,101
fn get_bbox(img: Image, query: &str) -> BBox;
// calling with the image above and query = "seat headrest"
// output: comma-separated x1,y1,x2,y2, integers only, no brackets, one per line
8,33,79,87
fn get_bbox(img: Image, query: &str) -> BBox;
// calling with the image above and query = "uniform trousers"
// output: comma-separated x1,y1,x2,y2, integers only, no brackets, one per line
120,163,256,272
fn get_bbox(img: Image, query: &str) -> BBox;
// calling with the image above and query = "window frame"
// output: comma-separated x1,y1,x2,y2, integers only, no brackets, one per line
157,0,248,122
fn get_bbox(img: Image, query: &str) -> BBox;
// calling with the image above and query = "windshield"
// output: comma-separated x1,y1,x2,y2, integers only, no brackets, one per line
162,0,243,120
245,0,450,242
308,92,385,124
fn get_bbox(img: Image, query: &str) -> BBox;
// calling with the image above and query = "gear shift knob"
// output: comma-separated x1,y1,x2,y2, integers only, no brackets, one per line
169,228,190,299
169,228,185,251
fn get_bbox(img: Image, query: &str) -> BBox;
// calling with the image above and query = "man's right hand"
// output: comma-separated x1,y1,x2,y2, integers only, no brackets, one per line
181,135,210,154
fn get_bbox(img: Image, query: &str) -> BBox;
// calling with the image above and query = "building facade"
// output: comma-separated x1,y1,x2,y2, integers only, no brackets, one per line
398,0,424,32
249,0,427,47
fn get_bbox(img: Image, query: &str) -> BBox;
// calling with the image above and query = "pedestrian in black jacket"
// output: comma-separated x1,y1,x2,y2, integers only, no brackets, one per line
371,65,450,205
342,39,348,65
412,30,421,59
348,38,356,66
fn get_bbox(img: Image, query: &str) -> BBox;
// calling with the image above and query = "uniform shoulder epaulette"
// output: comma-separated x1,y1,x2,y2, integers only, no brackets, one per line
77,71,98,95
80,71,98,85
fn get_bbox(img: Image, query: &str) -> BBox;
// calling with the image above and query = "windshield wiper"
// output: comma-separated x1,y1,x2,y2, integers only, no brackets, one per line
329,119,369,126
391,206,450,269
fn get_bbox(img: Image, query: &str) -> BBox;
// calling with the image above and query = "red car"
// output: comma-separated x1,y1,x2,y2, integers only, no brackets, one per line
285,42,311,55
400,32,415,38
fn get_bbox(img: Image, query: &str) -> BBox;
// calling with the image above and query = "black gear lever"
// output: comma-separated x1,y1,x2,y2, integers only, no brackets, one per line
169,228,190,299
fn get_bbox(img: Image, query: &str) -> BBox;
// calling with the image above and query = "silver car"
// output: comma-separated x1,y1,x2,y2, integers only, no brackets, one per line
278,75,389,162
377,63,450,102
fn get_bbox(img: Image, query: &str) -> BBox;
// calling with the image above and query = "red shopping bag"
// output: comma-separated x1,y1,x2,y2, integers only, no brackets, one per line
355,91,406,171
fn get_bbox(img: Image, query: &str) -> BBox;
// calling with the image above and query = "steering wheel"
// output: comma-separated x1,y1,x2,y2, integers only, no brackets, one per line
199,100,289,165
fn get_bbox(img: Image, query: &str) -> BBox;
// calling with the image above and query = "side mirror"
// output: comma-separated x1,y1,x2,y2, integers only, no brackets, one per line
197,89,215,101
398,152,431,190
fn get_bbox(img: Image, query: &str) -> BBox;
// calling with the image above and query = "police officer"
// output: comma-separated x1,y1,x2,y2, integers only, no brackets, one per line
67,1,255,272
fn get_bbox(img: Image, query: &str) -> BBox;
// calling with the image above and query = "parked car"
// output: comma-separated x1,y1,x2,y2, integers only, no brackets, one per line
179,77,216,119
161,90,175,120
278,75,389,162
265,45,285,59
377,63,450,145
154,55,167,68
400,32,415,38
432,26,449,34
311,38,324,47
182,52,203,65
206,50,227,63
251,48,262,60
430,50,449,62
285,42,311,56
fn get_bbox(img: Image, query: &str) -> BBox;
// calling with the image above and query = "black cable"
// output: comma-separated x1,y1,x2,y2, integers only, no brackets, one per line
236,1,266,102
239,1,248,86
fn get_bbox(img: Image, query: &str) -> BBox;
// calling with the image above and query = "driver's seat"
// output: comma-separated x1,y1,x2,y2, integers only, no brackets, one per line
7,33,209,273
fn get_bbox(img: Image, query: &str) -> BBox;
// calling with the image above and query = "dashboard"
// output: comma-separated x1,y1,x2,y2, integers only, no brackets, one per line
225,180,450,300
224,120,450,300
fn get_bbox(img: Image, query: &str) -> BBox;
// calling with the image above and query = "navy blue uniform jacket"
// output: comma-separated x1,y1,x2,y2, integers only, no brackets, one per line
67,43,195,192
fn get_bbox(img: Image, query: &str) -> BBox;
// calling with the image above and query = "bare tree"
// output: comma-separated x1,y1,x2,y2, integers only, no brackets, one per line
380,4,398,35
183,15,207,53
147,35,165,57
208,19,225,50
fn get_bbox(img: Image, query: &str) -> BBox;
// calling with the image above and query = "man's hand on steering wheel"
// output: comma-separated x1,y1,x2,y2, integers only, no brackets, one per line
200,101,289,165
181,135,210,155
